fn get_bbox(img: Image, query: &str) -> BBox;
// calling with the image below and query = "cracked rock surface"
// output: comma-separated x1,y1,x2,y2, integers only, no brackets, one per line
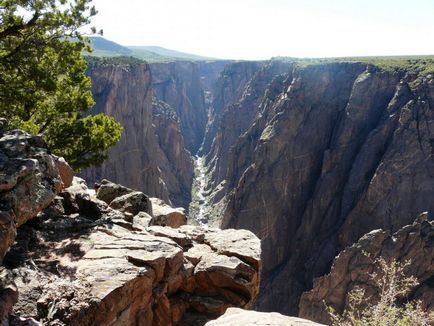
3,178,260,326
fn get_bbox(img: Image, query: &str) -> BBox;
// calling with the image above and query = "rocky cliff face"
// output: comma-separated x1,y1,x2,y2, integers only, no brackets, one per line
152,98,194,208
150,62,208,154
206,61,293,197
299,213,434,324
201,61,264,155
82,61,203,209
81,61,171,202
81,60,229,210
215,63,434,314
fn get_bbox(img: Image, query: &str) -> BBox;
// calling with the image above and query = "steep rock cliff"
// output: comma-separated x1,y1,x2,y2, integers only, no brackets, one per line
220,63,434,314
150,62,208,154
299,214,434,324
201,61,263,155
81,61,171,202
206,61,293,195
152,98,194,208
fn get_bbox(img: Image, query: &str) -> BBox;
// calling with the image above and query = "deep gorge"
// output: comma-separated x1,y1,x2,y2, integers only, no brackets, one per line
80,58,434,320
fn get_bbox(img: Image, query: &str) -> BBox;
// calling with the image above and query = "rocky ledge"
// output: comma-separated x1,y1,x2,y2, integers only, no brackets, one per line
0,127,261,326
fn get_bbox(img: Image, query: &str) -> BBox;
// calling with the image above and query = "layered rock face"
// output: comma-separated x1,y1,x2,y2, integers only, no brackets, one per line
81,60,229,209
217,64,434,314
299,214,434,324
205,61,293,198
201,61,264,155
82,61,201,208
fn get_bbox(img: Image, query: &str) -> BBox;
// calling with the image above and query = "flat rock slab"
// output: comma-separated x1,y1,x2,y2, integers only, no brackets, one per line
206,308,326,326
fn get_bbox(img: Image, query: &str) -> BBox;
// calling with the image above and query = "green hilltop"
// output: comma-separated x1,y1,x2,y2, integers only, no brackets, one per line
86,36,215,62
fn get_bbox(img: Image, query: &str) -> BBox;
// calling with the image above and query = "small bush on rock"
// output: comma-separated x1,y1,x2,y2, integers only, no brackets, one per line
327,257,434,326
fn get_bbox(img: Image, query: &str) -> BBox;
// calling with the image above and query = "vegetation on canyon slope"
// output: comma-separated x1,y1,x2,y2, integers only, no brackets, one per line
0,0,122,170
327,257,434,326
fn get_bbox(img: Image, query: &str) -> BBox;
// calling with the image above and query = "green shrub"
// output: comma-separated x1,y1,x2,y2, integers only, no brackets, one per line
327,257,434,326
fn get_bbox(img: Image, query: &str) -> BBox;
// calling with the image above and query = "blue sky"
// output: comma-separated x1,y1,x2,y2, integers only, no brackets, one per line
91,0,434,59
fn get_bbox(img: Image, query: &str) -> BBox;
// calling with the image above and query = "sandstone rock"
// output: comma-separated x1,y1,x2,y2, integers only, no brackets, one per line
204,229,261,270
0,130,62,262
150,197,186,228
132,211,153,230
147,225,193,248
299,216,434,324
206,308,325,326
55,156,74,189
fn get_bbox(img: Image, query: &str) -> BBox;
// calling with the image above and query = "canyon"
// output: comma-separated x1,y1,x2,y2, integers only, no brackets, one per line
79,57,434,322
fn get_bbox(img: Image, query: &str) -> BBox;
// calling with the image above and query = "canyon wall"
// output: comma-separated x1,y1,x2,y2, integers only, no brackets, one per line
150,60,233,155
79,58,434,318
81,60,229,209
81,60,207,208
217,63,434,314
81,61,171,202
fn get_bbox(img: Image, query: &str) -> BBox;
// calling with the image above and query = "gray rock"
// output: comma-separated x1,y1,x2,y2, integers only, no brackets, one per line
0,130,61,262
95,179,134,204
109,191,152,216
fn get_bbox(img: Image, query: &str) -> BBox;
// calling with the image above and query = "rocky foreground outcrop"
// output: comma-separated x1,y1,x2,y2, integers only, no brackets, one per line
1,175,260,325
0,124,65,263
299,213,434,324
0,126,261,325
206,308,325,326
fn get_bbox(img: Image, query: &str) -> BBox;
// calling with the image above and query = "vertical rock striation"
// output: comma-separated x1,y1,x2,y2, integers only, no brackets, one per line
201,61,264,155
220,63,434,314
150,61,208,154
152,98,194,208
81,61,171,202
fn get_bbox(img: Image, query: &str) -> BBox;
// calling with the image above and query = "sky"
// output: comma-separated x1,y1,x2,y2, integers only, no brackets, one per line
90,0,434,60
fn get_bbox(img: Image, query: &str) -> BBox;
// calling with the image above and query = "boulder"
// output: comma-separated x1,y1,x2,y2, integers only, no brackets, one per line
205,308,325,326
109,191,152,216
150,197,186,228
0,268,18,322
0,129,62,262
95,179,134,204
54,156,74,189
